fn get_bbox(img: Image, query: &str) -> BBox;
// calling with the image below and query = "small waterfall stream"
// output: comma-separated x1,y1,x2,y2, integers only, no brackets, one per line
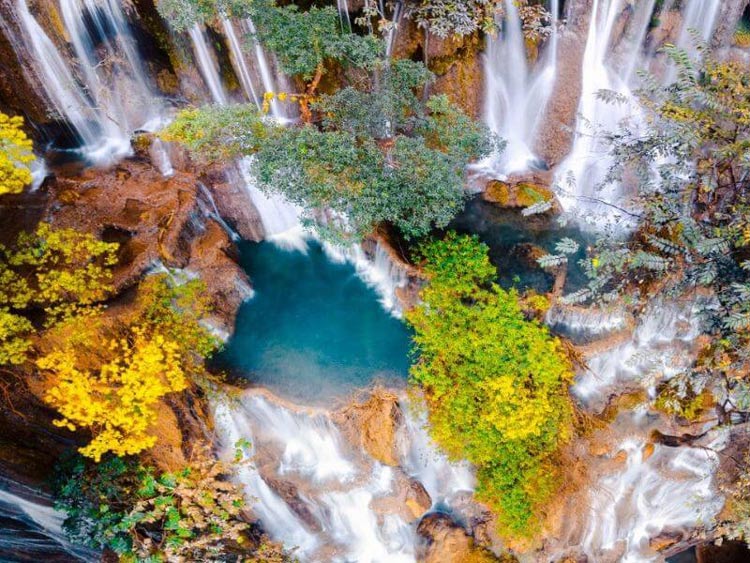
189,24,229,105
483,0,559,173
0,482,97,562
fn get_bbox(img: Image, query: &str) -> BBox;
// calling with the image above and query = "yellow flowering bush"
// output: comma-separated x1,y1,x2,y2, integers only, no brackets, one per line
40,330,188,461
0,112,35,195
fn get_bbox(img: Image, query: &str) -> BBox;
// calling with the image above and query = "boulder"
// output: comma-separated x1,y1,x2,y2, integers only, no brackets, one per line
417,512,500,563
333,388,404,466
482,178,557,212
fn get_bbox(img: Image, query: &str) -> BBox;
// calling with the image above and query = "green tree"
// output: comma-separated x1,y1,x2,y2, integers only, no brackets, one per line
53,448,289,561
407,233,575,538
551,48,750,420
163,61,496,241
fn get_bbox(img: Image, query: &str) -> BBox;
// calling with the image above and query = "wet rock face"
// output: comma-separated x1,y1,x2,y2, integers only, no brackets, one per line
0,0,55,127
44,155,251,332
416,512,500,563
333,389,404,466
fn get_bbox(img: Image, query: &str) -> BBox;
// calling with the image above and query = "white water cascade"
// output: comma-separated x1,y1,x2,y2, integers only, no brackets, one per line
214,391,474,563
189,24,229,105
482,0,559,174
580,424,724,563
662,0,722,84
0,484,97,562
221,17,262,109
553,0,656,224
543,295,726,561
58,0,164,155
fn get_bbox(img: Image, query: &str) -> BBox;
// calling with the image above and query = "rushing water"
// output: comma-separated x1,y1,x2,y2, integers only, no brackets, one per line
216,241,411,403
214,391,473,562
0,480,96,562
2,0,749,560
483,0,559,173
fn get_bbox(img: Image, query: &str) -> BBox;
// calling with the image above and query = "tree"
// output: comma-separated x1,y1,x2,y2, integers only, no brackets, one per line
0,112,34,195
163,62,497,241
40,329,188,461
37,273,221,461
156,0,382,120
407,233,575,538
0,223,118,367
552,47,750,420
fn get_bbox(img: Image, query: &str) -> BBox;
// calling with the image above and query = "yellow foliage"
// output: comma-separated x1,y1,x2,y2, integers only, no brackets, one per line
39,330,188,461
0,112,35,195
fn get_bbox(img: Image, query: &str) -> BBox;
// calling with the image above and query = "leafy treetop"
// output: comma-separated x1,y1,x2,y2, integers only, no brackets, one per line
407,232,575,538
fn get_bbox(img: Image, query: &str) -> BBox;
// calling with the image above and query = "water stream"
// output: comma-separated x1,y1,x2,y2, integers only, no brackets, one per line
482,0,559,173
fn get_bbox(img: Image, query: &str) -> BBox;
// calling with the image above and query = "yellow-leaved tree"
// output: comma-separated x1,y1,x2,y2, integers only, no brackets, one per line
36,273,220,461
40,329,188,461
0,112,35,195
0,223,118,367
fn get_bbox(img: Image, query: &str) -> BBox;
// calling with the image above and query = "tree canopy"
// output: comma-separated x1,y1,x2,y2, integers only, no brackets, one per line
407,232,575,538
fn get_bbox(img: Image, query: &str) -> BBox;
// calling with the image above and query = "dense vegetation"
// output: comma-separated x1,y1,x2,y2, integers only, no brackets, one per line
0,112,34,195
163,73,495,242
54,448,287,562
407,233,575,537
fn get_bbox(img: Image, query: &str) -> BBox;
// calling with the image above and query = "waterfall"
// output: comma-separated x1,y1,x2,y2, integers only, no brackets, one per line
482,0,559,174
580,428,724,563
548,296,725,561
188,24,229,105
214,391,474,562
196,182,241,241
336,0,352,32
553,0,655,224
221,17,262,109
321,240,410,315
0,483,97,562
11,0,171,164
662,0,722,84
238,157,309,251
385,1,404,59
12,0,127,162
239,17,293,120
572,298,703,408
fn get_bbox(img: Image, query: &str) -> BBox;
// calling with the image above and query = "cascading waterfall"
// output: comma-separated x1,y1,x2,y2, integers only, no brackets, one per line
482,0,559,174
188,24,229,105
12,0,122,160
580,425,724,563
0,483,97,562
214,391,473,562
12,0,167,163
336,0,352,32
221,17,262,109
239,17,294,121
662,0,721,84
547,296,726,561
553,0,656,222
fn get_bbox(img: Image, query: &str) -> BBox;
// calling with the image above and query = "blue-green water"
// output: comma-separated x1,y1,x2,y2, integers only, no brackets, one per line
216,241,411,402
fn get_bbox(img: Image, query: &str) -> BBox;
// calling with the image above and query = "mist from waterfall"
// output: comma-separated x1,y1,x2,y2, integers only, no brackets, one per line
482,0,559,174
